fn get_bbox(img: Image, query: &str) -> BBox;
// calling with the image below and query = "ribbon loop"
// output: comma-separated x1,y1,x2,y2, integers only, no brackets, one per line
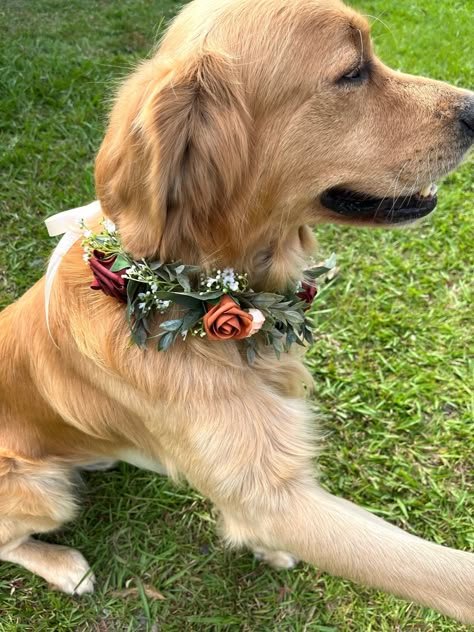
44,200,103,345
45,200,102,237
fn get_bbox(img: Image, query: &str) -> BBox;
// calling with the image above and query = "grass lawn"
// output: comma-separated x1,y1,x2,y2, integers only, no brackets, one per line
0,0,473,630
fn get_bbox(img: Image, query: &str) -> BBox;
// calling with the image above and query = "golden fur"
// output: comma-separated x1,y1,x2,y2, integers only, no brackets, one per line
1,0,473,620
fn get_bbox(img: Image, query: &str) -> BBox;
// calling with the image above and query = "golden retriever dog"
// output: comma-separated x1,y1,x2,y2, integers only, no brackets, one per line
1,0,473,621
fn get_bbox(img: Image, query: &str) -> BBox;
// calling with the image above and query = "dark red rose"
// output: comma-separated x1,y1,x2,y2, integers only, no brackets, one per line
296,281,317,311
89,251,128,302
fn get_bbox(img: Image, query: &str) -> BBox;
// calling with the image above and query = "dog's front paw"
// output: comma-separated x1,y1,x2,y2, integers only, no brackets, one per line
49,548,95,595
253,548,298,570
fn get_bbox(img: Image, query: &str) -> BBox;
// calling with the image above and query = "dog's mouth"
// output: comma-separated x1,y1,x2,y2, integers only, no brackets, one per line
320,184,438,224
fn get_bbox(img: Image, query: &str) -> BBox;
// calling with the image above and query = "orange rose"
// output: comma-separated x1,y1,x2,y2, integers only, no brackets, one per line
203,295,254,340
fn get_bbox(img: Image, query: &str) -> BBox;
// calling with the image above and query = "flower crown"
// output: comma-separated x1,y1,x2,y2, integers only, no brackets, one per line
81,218,337,364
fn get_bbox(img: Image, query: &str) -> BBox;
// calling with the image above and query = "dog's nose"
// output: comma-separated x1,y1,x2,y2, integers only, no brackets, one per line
460,97,474,139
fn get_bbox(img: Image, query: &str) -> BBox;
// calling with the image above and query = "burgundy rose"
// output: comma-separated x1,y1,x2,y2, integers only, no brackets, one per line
296,281,317,311
89,250,128,302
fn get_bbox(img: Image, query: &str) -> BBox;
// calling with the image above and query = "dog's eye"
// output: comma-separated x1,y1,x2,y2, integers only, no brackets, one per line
343,66,362,80
338,61,370,85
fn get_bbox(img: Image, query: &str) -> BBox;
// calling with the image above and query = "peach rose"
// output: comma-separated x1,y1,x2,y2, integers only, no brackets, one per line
203,295,254,340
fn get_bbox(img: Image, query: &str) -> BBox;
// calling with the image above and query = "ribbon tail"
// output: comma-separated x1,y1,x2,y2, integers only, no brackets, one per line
44,231,82,347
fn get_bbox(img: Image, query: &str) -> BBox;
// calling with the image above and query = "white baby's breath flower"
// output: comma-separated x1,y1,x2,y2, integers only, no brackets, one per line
221,267,239,290
151,283,158,292
138,302,146,310
206,277,219,288
156,299,170,313
103,219,116,233
82,253,90,264
83,229,93,239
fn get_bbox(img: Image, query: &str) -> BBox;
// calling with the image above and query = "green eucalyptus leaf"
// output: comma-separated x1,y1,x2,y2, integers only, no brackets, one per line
271,312,289,325
158,331,175,351
131,323,147,347
284,310,305,325
272,337,283,359
303,326,314,345
142,317,153,334
174,290,223,301
172,295,202,309
148,260,163,270
163,266,177,281
151,267,170,281
246,292,284,308
110,254,131,272
304,253,337,278
270,328,285,339
177,273,191,292
126,280,142,302
286,328,298,349
303,268,329,279
272,303,297,314
182,265,201,275
160,319,183,332
181,308,204,332
292,299,308,310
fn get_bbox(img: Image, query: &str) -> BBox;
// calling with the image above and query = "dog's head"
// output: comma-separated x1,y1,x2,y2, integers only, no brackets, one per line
95,0,473,289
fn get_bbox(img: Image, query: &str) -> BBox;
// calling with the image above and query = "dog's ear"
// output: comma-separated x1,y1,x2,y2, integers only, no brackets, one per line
95,52,251,259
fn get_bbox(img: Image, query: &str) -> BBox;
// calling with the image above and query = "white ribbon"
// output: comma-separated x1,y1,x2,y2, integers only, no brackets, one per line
44,200,102,345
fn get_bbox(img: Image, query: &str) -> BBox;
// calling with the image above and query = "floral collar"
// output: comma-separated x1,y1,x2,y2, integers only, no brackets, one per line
44,203,337,362
81,219,336,362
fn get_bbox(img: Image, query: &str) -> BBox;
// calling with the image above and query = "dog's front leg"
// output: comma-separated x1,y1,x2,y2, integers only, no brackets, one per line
176,393,474,623
219,484,474,624
0,459,95,594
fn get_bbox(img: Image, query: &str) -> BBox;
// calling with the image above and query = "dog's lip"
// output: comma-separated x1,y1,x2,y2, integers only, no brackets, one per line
320,185,438,224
